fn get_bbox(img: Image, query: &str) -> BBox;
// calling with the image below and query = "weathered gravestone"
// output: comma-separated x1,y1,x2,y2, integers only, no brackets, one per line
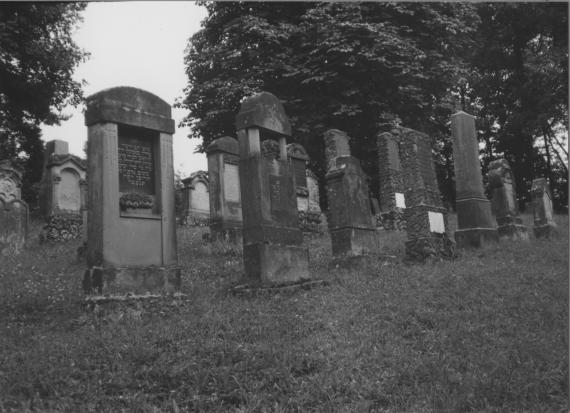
396,127,454,261
325,129,379,256
377,130,406,230
451,111,499,247
207,136,242,241
0,160,28,254
180,171,209,226
487,159,529,240
531,177,558,238
82,86,180,296
235,91,310,286
39,140,87,241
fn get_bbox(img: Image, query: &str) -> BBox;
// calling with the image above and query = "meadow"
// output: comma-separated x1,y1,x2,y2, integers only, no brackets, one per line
0,214,567,412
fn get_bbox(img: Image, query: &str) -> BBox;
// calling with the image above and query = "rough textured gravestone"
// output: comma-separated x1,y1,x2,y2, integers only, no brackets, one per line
451,111,499,247
325,129,379,256
235,91,310,286
396,127,454,261
531,177,558,238
0,160,28,254
487,159,529,240
39,140,87,241
180,171,209,226
0,159,23,202
207,136,243,241
377,129,407,230
82,86,179,295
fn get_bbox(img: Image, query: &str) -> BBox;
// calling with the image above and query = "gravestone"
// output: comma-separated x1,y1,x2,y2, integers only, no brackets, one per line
325,129,379,256
451,111,499,247
235,91,310,286
531,177,558,238
82,86,179,296
180,171,209,226
487,159,528,240
396,127,454,261
377,130,407,230
207,136,242,241
0,160,28,254
39,140,87,241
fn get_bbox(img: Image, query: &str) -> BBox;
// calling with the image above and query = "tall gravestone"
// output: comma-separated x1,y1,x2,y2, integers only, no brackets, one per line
180,171,209,226
531,178,558,238
487,159,528,240
325,129,379,256
451,111,499,247
377,130,406,230
0,160,28,255
82,86,179,295
235,91,310,286
207,136,242,241
396,127,454,260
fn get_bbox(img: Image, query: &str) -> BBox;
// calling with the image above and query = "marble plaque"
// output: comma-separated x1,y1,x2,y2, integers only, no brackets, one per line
191,182,209,212
223,162,240,202
118,126,156,195
395,192,406,208
59,169,81,212
504,182,516,214
544,192,553,221
428,211,445,233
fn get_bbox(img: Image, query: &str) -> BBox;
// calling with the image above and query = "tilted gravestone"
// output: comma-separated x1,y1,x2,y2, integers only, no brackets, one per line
82,86,180,296
451,111,499,247
235,91,310,286
396,127,454,261
0,160,28,255
487,159,529,240
531,177,558,238
325,129,379,256
39,140,87,241
377,130,406,230
180,171,209,226
207,136,242,241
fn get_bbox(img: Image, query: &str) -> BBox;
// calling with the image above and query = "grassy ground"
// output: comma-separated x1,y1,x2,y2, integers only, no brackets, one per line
0,214,567,412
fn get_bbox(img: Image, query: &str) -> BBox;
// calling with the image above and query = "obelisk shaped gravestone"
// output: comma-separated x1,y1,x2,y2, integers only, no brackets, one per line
82,86,180,295
235,91,309,286
377,130,406,230
451,111,499,247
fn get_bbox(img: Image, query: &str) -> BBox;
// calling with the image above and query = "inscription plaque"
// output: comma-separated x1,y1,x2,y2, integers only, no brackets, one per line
269,175,288,212
395,192,406,208
428,211,445,233
293,159,307,188
388,139,401,171
223,162,240,203
118,125,156,195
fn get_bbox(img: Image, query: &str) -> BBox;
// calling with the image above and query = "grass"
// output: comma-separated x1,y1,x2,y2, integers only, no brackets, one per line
0,214,567,412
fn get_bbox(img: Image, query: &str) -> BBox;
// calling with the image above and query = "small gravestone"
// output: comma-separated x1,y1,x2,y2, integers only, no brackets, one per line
395,127,454,261
451,111,499,247
325,129,379,257
235,91,310,286
487,159,529,240
531,178,558,238
82,86,179,296
207,136,242,241
180,171,209,226
0,160,28,254
377,130,406,230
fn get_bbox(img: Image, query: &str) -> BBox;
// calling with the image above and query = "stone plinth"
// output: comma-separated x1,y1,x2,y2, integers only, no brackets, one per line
83,86,179,296
235,91,309,286
207,136,242,241
451,111,498,247
531,178,558,238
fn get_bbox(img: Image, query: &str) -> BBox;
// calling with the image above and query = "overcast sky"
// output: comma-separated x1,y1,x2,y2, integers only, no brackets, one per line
41,2,208,176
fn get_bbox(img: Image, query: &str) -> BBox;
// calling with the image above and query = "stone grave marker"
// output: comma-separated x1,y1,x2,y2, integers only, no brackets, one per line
487,158,528,240
0,160,28,254
180,171,209,226
82,86,179,296
207,136,242,241
531,177,558,238
377,130,406,230
325,129,379,257
235,91,310,286
451,111,498,247
0,159,22,202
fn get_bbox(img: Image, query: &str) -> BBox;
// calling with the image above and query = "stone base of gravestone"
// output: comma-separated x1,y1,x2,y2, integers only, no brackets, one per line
404,205,454,261
534,223,559,239
0,198,28,255
41,213,83,242
243,243,310,286
455,228,499,248
496,216,529,241
298,210,326,233
405,234,455,262
82,265,181,296
379,209,406,231
455,198,498,248
330,227,379,257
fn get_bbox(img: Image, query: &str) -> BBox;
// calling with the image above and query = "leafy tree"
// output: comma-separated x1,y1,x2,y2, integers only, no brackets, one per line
0,2,88,204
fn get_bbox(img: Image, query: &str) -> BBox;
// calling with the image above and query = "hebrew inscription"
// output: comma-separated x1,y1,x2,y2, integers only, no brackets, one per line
118,129,155,195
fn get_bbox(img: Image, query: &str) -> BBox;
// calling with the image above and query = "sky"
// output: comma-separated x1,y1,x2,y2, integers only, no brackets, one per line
40,2,208,176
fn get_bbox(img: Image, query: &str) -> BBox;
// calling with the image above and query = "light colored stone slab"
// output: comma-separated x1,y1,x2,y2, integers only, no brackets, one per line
428,211,445,233
395,192,406,208
223,163,240,202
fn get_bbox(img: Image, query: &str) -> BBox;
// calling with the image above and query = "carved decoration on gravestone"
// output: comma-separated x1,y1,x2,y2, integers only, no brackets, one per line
0,160,28,255
530,177,558,238
0,159,23,202
235,91,310,286
180,171,209,226
487,159,529,241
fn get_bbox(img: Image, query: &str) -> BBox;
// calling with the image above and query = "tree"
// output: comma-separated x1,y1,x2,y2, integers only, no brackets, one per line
0,3,88,204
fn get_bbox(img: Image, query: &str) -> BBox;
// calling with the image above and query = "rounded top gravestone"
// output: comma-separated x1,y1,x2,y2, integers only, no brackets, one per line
235,92,292,137
206,136,239,155
286,143,309,161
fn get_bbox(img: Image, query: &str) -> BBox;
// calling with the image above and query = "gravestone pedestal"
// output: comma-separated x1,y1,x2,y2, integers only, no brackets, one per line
531,178,558,238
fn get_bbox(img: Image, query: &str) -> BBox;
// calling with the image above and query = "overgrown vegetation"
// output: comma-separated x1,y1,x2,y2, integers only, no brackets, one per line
0,216,567,412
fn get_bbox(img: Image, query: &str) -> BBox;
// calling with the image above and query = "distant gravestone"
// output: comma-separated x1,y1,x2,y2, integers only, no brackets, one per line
207,136,242,241
487,159,529,241
0,160,28,254
82,86,179,296
325,129,379,257
377,129,406,230
180,171,209,226
0,160,22,202
235,91,310,286
451,111,498,247
531,178,558,238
